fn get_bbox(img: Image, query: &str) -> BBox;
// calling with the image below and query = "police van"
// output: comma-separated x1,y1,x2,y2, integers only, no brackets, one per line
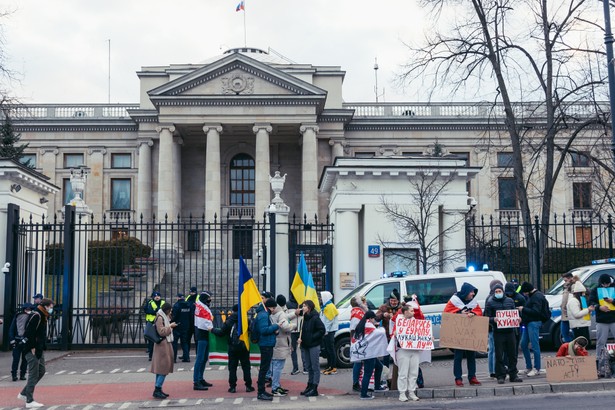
332,268,507,367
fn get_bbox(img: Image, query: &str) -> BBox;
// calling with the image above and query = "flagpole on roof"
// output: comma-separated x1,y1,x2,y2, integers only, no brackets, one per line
243,1,247,47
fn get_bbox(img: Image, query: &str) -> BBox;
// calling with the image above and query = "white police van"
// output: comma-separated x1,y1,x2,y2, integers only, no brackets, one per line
332,268,507,367
542,258,615,348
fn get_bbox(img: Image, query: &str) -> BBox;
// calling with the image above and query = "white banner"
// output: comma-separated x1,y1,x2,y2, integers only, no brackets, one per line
350,326,389,362
495,310,520,328
394,317,434,351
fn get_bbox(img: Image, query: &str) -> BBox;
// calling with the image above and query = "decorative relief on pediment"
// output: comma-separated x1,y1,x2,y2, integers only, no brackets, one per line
221,74,254,95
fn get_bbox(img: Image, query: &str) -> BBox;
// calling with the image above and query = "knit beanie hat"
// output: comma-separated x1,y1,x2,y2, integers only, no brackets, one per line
265,298,277,308
520,282,534,294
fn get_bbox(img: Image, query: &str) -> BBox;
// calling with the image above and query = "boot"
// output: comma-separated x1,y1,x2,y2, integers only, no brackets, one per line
160,389,169,398
304,384,319,397
152,387,166,399
300,383,312,395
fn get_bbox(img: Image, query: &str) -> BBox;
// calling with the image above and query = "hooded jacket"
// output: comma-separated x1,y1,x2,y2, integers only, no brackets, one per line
271,305,295,359
556,336,589,357
320,291,339,333
444,282,482,316
255,304,279,347
484,285,516,333
520,289,549,324
300,309,326,349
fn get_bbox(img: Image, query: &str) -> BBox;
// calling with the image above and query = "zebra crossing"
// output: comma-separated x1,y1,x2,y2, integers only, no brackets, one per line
0,366,221,380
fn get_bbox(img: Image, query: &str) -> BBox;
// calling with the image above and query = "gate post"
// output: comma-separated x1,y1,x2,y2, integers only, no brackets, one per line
2,203,20,349
534,215,541,291
61,205,76,350
608,214,613,258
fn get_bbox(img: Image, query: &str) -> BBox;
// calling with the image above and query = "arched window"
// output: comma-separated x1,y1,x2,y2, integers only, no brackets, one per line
229,153,255,206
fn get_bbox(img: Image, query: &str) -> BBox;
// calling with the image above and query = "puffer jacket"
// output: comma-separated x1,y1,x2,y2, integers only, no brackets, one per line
567,297,591,329
484,294,516,333
300,310,325,349
255,304,279,347
271,305,295,359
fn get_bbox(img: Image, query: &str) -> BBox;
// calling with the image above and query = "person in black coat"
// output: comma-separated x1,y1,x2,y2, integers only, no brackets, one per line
212,304,255,393
505,283,526,351
8,303,33,381
298,300,326,397
171,293,192,363
518,282,549,376
484,284,523,384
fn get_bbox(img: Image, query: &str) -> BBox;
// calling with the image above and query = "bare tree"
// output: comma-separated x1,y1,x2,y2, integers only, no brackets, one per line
399,0,613,286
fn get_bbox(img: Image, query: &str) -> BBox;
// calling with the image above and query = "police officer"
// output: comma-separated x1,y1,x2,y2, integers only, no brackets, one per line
185,286,198,351
144,291,166,361
172,293,192,363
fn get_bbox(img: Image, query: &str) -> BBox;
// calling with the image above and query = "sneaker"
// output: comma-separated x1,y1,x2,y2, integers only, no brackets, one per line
290,369,300,375
469,376,482,386
246,386,255,392
200,380,213,387
408,392,419,402
302,370,309,375
374,386,389,392
322,366,332,375
526,368,538,377
17,393,27,401
399,393,408,402
360,394,374,400
279,387,289,394
12,376,18,382
257,393,273,401
352,382,361,392
497,378,505,384
328,367,337,374
228,387,236,393
20,375,26,380
272,387,287,397
26,401,44,409
523,368,533,375
455,379,464,387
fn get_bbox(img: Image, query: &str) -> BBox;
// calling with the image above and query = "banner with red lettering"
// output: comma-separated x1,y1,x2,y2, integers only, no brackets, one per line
394,316,434,351
495,310,521,329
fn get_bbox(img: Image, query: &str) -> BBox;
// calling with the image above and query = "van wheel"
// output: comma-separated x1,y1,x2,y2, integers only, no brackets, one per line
335,336,352,368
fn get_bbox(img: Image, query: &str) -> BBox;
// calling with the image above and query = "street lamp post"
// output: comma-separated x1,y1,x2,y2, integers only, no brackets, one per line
602,0,615,161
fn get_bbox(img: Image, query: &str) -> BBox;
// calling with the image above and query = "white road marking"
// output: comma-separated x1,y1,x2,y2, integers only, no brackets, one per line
215,398,224,403
178,399,187,404
119,402,131,409
233,398,243,404
122,370,130,373
219,366,226,370
273,397,280,403
82,369,93,374
95,370,103,374
68,371,77,375
308,396,317,402
159,399,169,406
104,403,114,408
83,405,94,410
195,399,203,405
205,367,212,370
110,368,120,373
290,396,298,401
47,406,60,410
137,368,146,372
55,370,66,375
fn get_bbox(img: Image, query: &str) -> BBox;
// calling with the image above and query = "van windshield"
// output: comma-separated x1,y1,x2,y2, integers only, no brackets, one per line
336,282,371,309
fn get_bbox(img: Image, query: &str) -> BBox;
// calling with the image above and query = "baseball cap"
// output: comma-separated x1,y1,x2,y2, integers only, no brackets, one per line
33,293,44,299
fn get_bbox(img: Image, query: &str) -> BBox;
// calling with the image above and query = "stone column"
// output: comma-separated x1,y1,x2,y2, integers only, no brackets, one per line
333,208,360,299
253,124,272,219
86,147,106,220
173,136,183,219
329,139,344,162
156,125,176,220
203,124,222,222
39,147,58,218
300,124,319,220
137,139,154,221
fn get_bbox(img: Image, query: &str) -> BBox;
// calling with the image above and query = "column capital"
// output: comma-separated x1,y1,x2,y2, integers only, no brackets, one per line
202,124,223,134
300,124,319,134
328,138,345,147
87,146,107,155
137,139,154,148
155,125,176,134
252,123,273,134
39,147,59,155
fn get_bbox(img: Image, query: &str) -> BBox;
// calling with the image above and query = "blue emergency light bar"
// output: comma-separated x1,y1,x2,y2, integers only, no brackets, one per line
591,258,615,265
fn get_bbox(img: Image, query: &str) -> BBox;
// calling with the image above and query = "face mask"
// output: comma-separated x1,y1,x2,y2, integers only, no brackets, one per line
494,293,504,299
47,307,54,314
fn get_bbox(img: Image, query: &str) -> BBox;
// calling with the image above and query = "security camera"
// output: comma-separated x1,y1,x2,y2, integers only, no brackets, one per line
468,197,477,207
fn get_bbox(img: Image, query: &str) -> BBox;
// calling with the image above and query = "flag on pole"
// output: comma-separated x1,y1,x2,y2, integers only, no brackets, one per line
290,253,321,312
237,256,262,350
236,1,245,12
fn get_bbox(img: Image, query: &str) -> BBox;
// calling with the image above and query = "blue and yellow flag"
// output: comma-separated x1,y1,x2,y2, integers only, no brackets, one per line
291,253,321,312
238,256,262,350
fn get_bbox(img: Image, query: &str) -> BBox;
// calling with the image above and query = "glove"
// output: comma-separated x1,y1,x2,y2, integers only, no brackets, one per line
35,349,42,359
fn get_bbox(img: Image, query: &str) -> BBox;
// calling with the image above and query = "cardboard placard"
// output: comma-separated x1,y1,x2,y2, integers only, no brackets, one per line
439,312,489,352
545,355,598,382
495,309,520,328
394,316,434,350
606,343,615,351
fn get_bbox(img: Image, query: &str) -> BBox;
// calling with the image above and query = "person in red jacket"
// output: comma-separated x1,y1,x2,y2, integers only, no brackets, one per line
556,336,589,357
443,282,483,387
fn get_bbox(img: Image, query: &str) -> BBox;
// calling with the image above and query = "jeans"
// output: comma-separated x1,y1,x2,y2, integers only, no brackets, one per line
353,361,361,384
521,321,541,370
228,346,252,388
172,330,190,362
257,346,274,394
193,339,209,383
302,345,321,385
453,349,476,380
488,332,495,374
323,332,336,368
596,322,615,356
494,331,518,379
21,352,45,403
561,320,573,343
11,344,27,378
290,332,303,371
155,374,166,388
361,358,383,397
271,358,286,390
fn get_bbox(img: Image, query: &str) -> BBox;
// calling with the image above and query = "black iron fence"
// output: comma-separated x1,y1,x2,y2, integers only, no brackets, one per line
466,212,615,290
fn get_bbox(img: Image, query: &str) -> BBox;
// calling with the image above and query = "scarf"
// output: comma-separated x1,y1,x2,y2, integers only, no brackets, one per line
194,300,213,331
449,294,478,311
156,310,174,343
322,300,339,321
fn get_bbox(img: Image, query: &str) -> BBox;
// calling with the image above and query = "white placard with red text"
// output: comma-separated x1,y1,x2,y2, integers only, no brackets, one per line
394,316,434,350
495,310,521,328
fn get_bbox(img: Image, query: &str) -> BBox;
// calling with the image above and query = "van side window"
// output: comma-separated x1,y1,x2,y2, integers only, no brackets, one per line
406,278,457,306
585,269,615,292
364,283,400,310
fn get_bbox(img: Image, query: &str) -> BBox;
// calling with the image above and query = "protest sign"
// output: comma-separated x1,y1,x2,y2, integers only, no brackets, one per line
597,288,615,311
439,313,489,352
545,355,597,382
606,343,615,351
394,316,434,350
495,310,520,328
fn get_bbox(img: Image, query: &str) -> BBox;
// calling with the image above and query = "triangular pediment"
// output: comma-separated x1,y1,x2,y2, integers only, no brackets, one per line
148,53,327,99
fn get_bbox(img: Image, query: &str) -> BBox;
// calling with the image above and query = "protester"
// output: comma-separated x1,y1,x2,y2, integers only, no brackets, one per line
298,299,326,397
185,286,198,353
567,280,594,342
351,310,389,400
144,291,166,361
255,298,280,401
270,295,295,396
394,304,423,402
504,282,526,352
171,293,192,363
350,295,368,392
17,298,54,408
193,291,213,391
9,303,33,381
518,281,550,377
484,283,523,384
286,293,304,375
560,272,575,343
443,282,483,387
556,336,589,357
320,291,339,375
589,273,615,375
401,295,426,388
151,303,177,399
32,294,43,306
486,279,503,378
211,304,254,393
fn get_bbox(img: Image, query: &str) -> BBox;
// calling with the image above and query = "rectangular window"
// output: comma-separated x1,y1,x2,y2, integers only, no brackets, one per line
575,227,593,248
500,226,520,248
570,152,590,167
364,282,402,310
111,179,131,210
405,277,457,306
498,178,518,209
187,230,200,252
383,249,419,276
63,178,75,205
19,154,36,168
111,153,131,168
232,224,253,259
573,182,592,209
497,152,514,168
64,153,84,168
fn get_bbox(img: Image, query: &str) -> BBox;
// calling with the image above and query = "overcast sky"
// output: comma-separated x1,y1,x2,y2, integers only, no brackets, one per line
0,0,435,104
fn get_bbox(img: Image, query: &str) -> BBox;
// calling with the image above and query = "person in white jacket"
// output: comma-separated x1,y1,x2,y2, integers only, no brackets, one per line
567,281,595,342
270,295,296,396
395,305,422,402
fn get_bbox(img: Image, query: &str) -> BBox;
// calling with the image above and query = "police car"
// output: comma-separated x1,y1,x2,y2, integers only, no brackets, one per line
332,267,507,368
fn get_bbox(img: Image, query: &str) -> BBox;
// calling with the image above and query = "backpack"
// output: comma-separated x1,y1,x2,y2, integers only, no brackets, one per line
540,298,552,323
15,312,32,340
249,316,260,344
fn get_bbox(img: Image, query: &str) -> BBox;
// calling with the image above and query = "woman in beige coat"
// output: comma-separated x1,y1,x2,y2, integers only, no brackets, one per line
151,303,177,399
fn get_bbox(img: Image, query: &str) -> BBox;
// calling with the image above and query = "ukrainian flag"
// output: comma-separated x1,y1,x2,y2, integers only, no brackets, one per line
238,256,262,350
291,253,321,312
